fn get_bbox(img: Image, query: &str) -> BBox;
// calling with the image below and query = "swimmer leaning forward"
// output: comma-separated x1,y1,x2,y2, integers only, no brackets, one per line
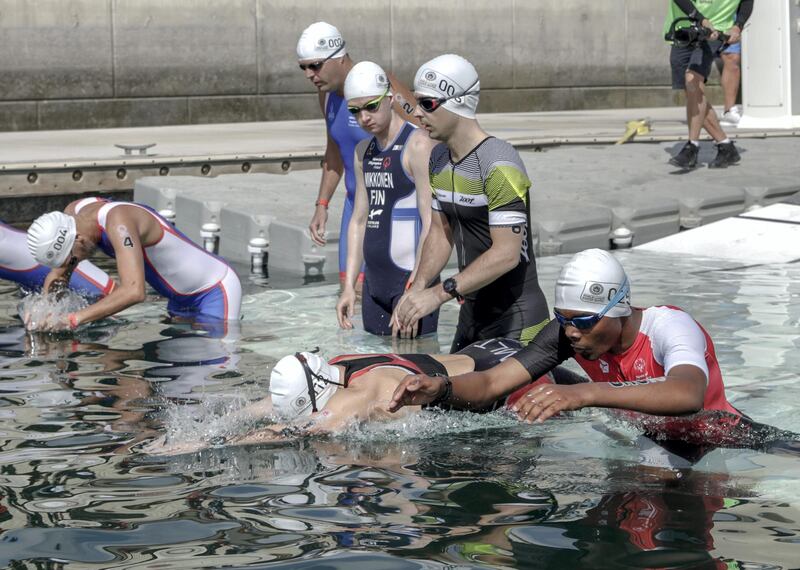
390,249,800,454
26,197,241,331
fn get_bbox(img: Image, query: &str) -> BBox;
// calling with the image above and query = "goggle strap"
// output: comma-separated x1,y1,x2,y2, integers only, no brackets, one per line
554,277,630,329
299,42,346,71
296,352,318,413
295,351,347,414
596,277,629,319
417,77,479,112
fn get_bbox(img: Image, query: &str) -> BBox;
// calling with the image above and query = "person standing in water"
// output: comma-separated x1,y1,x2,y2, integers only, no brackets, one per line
335,61,439,336
296,22,417,283
392,54,549,350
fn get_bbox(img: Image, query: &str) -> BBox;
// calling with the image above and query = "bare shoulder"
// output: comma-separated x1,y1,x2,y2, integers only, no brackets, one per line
105,203,139,224
355,137,371,157
64,200,83,215
409,128,436,154
65,198,103,216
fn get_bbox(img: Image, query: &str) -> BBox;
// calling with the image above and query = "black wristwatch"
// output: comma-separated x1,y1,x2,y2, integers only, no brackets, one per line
442,277,464,304
430,375,453,408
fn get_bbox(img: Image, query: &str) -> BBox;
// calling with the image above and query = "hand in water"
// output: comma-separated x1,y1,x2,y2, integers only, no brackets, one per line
20,290,86,332
44,313,72,332
24,310,71,332
22,308,57,331
510,384,586,423
336,287,356,329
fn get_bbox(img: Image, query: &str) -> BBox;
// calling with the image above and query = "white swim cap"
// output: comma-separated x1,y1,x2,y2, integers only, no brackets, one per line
414,54,480,119
27,212,77,268
554,249,631,317
344,61,390,102
296,22,347,61
269,352,341,418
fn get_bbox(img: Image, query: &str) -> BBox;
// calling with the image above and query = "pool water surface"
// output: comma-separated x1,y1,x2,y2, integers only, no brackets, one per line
0,251,799,568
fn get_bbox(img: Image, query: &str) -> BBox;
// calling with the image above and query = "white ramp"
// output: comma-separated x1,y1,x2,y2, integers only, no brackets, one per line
637,203,800,264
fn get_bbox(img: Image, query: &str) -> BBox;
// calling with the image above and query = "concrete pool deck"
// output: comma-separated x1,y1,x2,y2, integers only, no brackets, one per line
1,106,799,166
1,106,798,275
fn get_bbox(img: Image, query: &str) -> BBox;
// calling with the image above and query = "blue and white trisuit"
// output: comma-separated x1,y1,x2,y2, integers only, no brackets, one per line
74,198,241,323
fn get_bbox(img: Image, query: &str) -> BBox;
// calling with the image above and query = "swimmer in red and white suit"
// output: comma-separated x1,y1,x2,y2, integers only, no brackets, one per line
390,249,795,449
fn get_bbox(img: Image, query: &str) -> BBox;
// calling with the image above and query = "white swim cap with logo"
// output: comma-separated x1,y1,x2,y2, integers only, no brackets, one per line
414,54,480,119
344,61,390,102
296,21,347,61
27,211,77,268
554,249,631,317
269,352,341,418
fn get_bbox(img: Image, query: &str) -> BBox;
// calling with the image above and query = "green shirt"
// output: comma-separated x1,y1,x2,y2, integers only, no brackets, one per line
664,0,740,41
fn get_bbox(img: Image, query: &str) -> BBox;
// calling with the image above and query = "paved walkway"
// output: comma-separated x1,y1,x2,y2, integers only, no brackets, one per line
1,106,798,252
1,106,798,167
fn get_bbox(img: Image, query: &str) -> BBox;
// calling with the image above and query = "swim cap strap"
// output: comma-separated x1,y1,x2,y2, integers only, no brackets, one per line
294,351,346,413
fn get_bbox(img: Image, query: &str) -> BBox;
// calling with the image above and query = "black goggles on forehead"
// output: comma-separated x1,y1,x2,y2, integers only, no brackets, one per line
553,277,630,331
294,350,345,413
416,77,480,113
298,42,346,72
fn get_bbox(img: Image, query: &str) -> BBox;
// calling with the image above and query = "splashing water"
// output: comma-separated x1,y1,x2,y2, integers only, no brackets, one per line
339,407,534,442
155,396,553,454
18,290,88,331
152,393,269,453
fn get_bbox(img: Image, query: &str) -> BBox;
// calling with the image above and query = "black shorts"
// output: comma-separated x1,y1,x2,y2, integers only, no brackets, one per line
456,338,525,371
362,272,439,336
670,43,714,89
450,297,549,353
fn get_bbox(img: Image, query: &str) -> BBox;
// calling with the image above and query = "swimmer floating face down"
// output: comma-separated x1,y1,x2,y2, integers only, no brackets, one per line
269,351,345,419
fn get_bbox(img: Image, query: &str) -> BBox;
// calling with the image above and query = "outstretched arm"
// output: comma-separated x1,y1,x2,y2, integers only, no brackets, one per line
389,357,534,412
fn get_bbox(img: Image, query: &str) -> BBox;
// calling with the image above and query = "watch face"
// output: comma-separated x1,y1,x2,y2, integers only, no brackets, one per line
443,278,457,295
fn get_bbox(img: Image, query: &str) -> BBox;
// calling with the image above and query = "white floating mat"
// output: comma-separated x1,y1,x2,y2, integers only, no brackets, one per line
636,203,800,264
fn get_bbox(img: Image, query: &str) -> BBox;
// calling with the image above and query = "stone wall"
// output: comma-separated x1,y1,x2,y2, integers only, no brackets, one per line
0,0,697,131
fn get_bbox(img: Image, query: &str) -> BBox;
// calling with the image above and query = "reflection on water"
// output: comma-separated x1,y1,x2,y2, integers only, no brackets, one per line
0,251,799,568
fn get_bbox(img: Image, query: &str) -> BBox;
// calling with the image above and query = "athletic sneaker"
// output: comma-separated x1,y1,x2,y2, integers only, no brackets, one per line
708,141,741,169
669,142,699,169
720,106,742,126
